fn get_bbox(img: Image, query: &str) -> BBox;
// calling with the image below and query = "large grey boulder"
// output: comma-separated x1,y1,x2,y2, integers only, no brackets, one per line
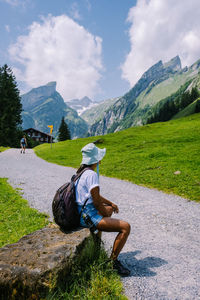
0,225,93,299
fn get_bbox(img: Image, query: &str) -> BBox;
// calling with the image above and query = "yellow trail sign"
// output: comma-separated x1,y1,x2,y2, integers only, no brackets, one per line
48,125,53,135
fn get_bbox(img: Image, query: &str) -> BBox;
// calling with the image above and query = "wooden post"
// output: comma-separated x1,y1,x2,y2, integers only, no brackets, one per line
48,125,53,149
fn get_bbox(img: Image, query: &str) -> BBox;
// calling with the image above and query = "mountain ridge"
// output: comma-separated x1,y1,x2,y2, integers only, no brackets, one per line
89,56,200,136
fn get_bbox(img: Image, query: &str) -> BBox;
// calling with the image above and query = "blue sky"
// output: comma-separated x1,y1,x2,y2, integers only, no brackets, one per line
1,0,200,102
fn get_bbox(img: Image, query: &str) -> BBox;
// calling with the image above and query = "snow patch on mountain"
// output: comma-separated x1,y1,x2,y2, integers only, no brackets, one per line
66,96,100,115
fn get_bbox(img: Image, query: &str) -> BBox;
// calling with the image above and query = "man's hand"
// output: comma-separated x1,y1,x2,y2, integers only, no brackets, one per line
112,203,119,213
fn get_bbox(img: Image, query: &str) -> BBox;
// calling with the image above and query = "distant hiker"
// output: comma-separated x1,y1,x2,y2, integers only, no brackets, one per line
20,135,27,154
75,143,131,276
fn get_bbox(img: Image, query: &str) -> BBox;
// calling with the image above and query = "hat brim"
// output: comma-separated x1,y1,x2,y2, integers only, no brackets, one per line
97,148,106,162
81,148,106,165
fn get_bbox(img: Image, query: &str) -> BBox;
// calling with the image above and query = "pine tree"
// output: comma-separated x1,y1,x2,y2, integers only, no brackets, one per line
190,87,199,102
58,117,71,141
195,99,200,113
0,65,22,147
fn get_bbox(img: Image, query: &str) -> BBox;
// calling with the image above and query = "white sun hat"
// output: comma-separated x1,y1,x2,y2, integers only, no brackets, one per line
81,143,106,165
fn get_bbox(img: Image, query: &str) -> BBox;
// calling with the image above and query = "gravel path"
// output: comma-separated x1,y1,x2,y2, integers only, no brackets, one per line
1,148,200,300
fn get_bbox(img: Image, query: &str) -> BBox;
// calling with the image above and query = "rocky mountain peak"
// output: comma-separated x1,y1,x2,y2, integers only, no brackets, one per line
81,96,94,106
45,81,57,93
190,59,200,71
164,55,182,72
125,56,183,101
30,81,57,98
66,96,99,115
21,82,57,110
141,60,163,80
124,60,165,100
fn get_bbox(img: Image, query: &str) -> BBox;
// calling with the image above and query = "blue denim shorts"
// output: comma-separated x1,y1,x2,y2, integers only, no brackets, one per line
78,203,103,228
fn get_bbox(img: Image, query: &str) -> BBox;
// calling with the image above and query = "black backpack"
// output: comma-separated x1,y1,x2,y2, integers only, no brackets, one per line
52,168,89,231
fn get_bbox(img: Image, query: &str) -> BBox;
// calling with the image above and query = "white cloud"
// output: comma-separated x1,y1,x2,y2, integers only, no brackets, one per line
9,14,103,100
122,0,200,87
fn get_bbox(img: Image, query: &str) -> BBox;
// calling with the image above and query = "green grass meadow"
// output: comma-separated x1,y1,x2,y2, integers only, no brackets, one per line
35,113,200,201
49,243,127,300
0,147,9,152
0,178,49,247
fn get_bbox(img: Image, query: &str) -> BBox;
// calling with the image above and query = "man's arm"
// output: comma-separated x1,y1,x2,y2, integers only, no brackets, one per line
100,195,119,213
90,186,119,216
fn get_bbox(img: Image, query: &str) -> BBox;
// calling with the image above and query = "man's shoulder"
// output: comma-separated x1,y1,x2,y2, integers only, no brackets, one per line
80,169,97,179
83,169,96,176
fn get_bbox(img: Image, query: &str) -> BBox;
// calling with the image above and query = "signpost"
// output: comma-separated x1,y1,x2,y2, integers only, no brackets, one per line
48,125,53,148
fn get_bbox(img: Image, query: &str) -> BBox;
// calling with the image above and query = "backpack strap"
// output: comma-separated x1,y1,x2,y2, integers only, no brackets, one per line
79,197,89,218
72,167,92,217
71,167,92,183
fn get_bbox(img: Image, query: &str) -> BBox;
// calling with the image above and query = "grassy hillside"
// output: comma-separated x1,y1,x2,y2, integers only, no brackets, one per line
35,114,200,202
172,98,200,119
136,72,192,109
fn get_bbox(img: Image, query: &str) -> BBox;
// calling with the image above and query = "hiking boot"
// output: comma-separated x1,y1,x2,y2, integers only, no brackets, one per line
113,259,130,277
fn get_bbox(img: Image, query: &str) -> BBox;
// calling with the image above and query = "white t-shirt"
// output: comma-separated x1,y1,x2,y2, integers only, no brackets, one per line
75,169,99,206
